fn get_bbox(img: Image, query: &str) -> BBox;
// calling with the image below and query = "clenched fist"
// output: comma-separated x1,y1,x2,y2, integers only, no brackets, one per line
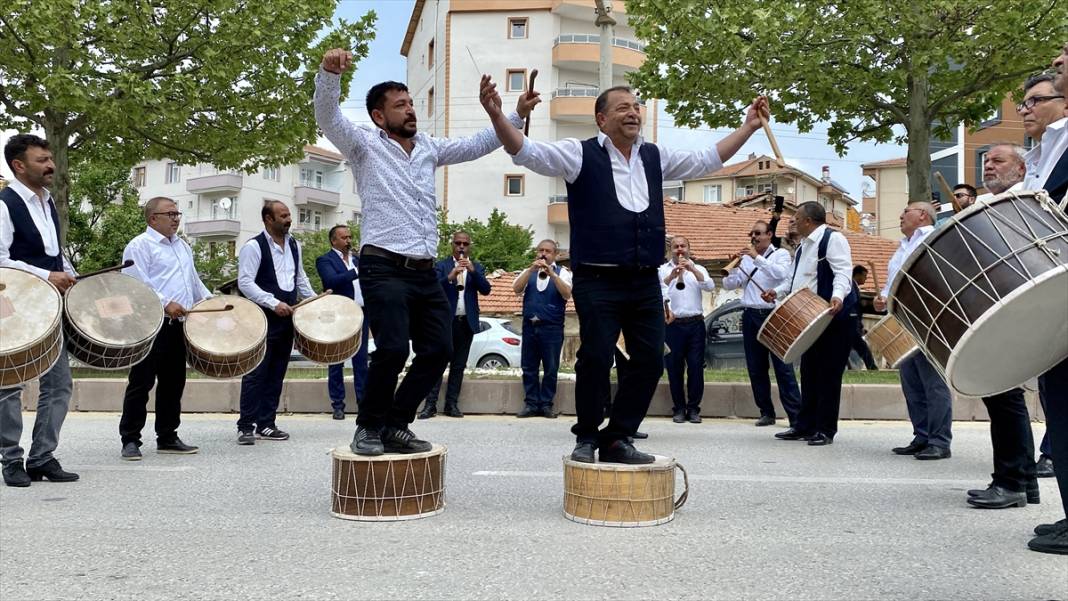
322,48,354,75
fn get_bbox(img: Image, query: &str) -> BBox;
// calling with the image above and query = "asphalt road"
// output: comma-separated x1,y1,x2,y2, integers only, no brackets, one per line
1,413,1065,600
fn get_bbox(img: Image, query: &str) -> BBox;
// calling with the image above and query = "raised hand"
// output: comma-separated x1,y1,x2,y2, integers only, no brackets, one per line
479,75,503,117
322,48,354,75
744,95,770,131
517,87,541,119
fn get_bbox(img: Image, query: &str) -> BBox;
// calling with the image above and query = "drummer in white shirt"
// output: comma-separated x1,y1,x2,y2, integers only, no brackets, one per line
975,144,1026,202
118,197,211,461
761,202,855,446
723,220,801,428
659,236,714,424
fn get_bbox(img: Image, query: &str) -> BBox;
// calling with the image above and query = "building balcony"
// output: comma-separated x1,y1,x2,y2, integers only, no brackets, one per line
184,219,240,238
549,88,647,123
548,196,569,225
186,173,243,195
552,34,645,73
294,184,340,208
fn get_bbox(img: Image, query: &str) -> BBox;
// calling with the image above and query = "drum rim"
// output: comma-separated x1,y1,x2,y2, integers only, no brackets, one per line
293,298,364,345
331,443,446,461
63,272,164,347
330,506,445,522
0,267,63,356
561,454,676,470
562,511,675,528
864,314,920,367
184,295,268,356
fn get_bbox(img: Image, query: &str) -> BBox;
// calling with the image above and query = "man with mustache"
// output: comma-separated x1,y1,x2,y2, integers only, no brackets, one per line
481,78,768,463
513,239,572,419
951,184,977,210
659,235,714,424
314,49,538,456
976,143,1026,201
236,200,315,445
0,134,79,487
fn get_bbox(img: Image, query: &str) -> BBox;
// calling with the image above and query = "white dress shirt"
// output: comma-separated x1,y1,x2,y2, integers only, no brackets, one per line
0,178,77,280
122,227,210,309
332,248,363,307
658,260,714,317
1023,117,1068,191
315,69,524,258
774,225,853,302
722,245,792,309
975,181,1024,204
882,225,935,298
511,131,724,212
518,264,573,294
238,230,315,310
448,256,468,317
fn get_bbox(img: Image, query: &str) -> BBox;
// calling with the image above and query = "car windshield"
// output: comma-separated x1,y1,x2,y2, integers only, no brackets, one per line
500,321,520,335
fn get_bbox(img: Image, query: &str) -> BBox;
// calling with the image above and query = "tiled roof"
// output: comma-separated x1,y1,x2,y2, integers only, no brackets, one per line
862,157,907,169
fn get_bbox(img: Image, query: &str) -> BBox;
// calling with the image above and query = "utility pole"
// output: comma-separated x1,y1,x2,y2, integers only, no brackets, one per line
593,0,615,93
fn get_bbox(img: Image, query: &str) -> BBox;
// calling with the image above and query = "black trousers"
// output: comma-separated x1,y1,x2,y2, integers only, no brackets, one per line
1039,357,1068,516
981,388,1036,493
119,320,187,446
664,318,705,413
425,316,474,407
849,316,877,369
571,267,664,447
797,316,852,438
357,254,451,430
237,315,293,432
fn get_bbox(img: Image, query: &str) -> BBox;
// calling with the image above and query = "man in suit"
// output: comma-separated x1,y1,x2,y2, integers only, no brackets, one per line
315,224,370,421
419,231,491,419
848,265,877,370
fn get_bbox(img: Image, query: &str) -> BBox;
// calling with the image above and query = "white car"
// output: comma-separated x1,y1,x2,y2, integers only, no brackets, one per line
292,317,523,369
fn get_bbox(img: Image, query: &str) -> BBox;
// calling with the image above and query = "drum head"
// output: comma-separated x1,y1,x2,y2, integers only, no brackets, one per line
185,296,267,355
945,266,1068,396
293,295,363,343
65,272,163,345
0,268,61,354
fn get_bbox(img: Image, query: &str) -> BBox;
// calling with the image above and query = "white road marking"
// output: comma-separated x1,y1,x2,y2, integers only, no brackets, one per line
471,470,984,487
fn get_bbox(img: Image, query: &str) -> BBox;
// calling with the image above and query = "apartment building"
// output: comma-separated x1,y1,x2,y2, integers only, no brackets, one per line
130,145,362,254
401,0,655,250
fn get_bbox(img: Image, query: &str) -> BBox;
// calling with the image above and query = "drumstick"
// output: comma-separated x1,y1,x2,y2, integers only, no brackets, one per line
292,290,332,311
934,171,963,213
759,114,786,168
524,69,538,136
867,260,880,294
76,259,134,280
185,304,234,315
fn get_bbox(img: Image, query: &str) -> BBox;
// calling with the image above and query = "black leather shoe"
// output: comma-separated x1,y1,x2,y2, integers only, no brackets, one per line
915,445,951,460
672,411,685,423
157,437,198,454
381,426,433,454
892,441,927,455
26,458,79,482
967,485,1027,509
1035,455,1055,478
806,432,833,446
1034,519,1068,536
774,428,810,441
350,425,384,456
599,439,655,464
1028,528,1068,555
687,411,702,424
2,462,30,487
417,403,437,419
517,405,540,418
755,415,776,427
631,431,649,440
442,404,464,418
332,408,345,420
541,406,558,419
121,442,142,461
571,442,595,463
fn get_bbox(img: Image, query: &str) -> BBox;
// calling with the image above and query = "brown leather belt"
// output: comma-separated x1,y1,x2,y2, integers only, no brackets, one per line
361,245,434,271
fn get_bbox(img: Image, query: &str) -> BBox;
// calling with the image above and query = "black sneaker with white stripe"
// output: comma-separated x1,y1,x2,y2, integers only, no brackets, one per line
381,426,432,454
255,426,290,441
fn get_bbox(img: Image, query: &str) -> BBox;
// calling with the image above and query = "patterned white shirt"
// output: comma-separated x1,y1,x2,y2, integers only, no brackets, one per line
122,227,210,309
314,68,524,258
722,246,792,309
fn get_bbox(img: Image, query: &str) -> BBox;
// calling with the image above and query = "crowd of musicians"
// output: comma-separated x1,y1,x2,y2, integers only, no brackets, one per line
1,43,1066,555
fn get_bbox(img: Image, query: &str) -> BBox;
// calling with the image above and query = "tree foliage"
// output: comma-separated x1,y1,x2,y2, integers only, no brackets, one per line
0,0,376,236
626,0,1068,200
65,160,145,273
437,208,535,272
189,239,238,294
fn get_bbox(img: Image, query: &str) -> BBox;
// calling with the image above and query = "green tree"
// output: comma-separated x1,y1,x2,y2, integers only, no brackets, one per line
626,0,1067,201
437,208,535,272
65,159,145,273
189,240,237,293
294,222,360,292
0,1,375,238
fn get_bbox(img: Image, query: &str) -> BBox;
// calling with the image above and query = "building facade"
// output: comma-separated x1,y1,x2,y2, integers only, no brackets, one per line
401,0,655,251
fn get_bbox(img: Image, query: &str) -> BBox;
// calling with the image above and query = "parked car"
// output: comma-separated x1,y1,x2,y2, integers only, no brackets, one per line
704,300,747,369
289,317,523,370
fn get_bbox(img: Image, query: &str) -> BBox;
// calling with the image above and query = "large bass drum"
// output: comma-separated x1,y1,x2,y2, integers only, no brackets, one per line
889,190,1068,396
184,295,267,378
63,272,163,369
0,268,63,386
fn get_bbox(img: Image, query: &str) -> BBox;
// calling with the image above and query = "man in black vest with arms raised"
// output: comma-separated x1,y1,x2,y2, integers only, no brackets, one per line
480,77,768,463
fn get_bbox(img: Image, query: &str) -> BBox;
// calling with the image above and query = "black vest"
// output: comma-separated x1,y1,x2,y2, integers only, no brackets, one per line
793,227,858,322
564,138,665,267
0,186,63,271
253,232,299,307
522,264,566,326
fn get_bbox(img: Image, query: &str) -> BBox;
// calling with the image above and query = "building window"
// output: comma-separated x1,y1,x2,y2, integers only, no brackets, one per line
702,185,721,203
978,106,1002,130
165,162,180,184
227,240,236,258
736,184,755,197
351,211,361,226
506,69,527,93
263,165,280,181
300,167,324,189
133,166,146,187
504,174,525,196
759,183,776,193
211,197,235,219
299,208,324,230
428,87,434,117
508,17,528,39
427,39,434,68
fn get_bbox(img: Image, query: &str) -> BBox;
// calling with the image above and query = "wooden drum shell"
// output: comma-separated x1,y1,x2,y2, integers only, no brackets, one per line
562,455,688,527
864,315,919,369
330,445,447,521
757,288,832,364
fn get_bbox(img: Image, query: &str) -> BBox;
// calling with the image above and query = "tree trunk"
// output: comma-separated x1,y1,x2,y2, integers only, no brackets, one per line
905,70,933,205
42,116,71,246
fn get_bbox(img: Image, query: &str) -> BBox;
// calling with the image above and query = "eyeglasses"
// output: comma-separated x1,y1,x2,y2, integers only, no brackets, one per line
750,230,768,236
1016,95,1064,112
953,192,974,199
153,211,182,219
452,241,470,246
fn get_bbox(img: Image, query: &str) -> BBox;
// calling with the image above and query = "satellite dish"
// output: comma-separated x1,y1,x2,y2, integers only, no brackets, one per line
218,197,232,210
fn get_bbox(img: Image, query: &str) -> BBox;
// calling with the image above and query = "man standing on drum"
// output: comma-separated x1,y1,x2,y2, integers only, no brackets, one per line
762,202,855,446
0,134,79,487
314,49,539,456
480,76,770,463
514,239,572,419
315,224,369,421
873,202,953,460
723,220,801,428
236,200,315,444
660,236,714,424
118,197,210,460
